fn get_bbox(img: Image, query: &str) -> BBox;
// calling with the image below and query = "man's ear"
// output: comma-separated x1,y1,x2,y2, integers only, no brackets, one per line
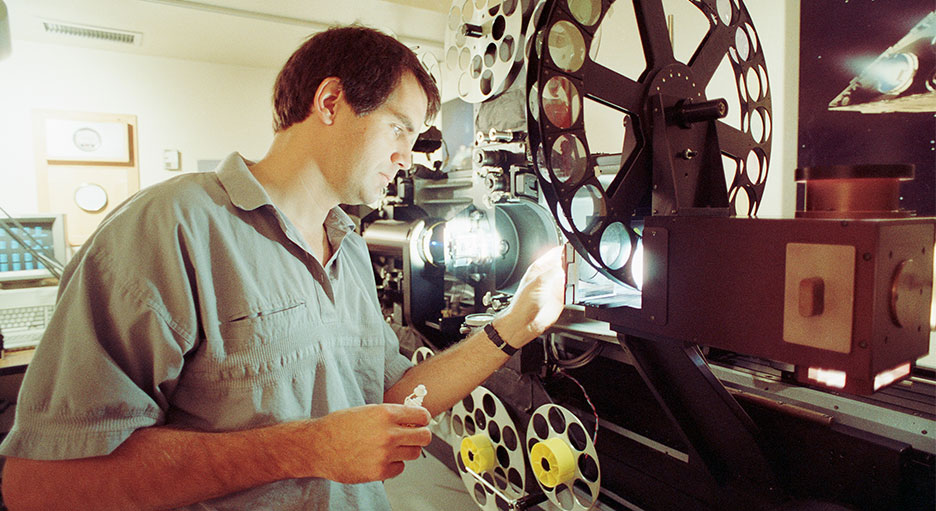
312,77,343,126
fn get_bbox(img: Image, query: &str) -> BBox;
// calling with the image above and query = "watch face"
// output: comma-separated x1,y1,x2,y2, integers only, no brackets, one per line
74,183,108,213
72,127,103,152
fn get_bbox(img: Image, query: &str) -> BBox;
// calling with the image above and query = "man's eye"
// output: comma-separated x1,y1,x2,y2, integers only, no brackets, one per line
392,125,403,136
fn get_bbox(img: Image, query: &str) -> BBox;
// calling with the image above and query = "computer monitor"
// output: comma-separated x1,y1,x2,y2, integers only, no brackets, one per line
0,213,67,285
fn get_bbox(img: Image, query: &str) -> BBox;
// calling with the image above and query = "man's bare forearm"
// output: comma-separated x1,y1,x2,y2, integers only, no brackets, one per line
2,421,310,511
386,314,529,417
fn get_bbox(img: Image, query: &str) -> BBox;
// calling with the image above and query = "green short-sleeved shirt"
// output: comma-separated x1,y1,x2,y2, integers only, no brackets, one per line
0,153,413,510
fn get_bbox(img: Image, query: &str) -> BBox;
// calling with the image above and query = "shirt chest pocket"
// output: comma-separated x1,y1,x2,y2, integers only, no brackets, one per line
183,300,317,384
219,301,309,353
172,300,318,427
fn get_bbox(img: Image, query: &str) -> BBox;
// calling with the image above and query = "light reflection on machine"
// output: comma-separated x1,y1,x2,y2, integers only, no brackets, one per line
438,213,500,271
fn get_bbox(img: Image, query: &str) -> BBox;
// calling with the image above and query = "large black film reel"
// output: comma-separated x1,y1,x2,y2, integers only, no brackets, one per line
526,0,773,289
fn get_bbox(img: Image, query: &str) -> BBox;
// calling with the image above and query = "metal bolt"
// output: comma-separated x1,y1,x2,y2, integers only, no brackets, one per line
858,341,868,349
681,148,698,160
863,253,872,261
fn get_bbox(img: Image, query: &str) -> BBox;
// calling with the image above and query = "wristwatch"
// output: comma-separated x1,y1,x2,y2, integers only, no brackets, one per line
484,322,517,356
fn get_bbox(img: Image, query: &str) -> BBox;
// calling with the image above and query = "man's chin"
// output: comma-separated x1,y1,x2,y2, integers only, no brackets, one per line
363,189,386,208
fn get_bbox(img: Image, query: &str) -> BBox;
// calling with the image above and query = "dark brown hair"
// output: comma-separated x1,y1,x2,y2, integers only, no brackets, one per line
272,25,441,132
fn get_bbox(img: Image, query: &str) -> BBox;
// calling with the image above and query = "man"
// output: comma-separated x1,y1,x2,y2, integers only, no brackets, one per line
0,25,565,510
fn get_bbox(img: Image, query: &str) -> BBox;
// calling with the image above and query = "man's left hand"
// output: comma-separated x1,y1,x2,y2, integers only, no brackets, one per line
495,245,566,348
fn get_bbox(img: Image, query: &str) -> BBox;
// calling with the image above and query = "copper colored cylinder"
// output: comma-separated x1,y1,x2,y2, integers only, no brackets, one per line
795,164,914,219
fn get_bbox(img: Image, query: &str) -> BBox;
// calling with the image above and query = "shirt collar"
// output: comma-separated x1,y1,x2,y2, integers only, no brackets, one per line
215,152,272,211
326,206,356,234
215,151,356,243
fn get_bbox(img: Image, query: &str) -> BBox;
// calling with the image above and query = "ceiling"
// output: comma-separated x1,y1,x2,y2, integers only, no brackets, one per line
5,0,449,69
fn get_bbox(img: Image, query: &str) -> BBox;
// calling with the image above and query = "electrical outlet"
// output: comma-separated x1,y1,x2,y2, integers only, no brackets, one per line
163,149,180,170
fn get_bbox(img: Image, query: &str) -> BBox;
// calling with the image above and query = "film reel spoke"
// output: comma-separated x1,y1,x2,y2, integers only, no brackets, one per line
633,0,676,66
714,121,767,212
714,121,755,159
688,18,736,84
581,59,643,113
606,150,651,209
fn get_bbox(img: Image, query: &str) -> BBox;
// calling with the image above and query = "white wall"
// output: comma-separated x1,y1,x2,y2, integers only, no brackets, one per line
0,39,278,217
746,0,799,218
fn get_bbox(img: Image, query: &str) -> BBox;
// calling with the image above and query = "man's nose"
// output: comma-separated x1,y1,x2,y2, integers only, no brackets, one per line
392,146,412,170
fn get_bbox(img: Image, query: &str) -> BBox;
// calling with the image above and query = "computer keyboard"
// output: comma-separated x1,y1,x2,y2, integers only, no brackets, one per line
0,304,54,350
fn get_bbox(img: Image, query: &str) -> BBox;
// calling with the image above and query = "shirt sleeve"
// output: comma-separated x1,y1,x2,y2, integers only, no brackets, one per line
0,242,193,460
382,320,413,391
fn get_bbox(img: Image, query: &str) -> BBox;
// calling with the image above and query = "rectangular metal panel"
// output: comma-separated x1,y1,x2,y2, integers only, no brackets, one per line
782,243,855,354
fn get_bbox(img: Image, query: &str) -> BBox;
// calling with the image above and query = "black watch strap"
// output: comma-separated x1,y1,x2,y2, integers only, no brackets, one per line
484,323,517,356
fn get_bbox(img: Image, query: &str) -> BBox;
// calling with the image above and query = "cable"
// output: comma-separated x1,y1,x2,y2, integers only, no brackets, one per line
557,371,600,451
539,335,601,449
548,334,603,369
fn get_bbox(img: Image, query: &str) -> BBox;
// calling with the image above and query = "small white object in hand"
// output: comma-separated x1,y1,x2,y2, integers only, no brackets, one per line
404,384,427,407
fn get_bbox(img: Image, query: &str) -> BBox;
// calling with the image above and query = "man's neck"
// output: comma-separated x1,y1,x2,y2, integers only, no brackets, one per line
248,131,338,263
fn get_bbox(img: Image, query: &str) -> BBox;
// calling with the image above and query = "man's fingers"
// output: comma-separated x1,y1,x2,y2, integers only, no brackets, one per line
395,425,432,447
524,246,565,280
391,403,432,426
535,245,564,267
392,445,425,461
382,461,406,481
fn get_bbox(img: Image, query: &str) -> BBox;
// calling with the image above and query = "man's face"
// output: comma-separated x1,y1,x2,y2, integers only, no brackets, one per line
331,72,428,206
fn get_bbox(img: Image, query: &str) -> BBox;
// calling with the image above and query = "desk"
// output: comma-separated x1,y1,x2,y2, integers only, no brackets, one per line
0,349,34,376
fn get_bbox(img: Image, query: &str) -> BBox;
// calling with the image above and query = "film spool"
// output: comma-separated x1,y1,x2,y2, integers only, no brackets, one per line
461,434,496,473
451,386,527,510
443,0,530,103
525,404,600,511
530,436,575,487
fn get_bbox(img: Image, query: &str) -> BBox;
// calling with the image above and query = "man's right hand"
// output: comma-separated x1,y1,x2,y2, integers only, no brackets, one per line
287,403,432,484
